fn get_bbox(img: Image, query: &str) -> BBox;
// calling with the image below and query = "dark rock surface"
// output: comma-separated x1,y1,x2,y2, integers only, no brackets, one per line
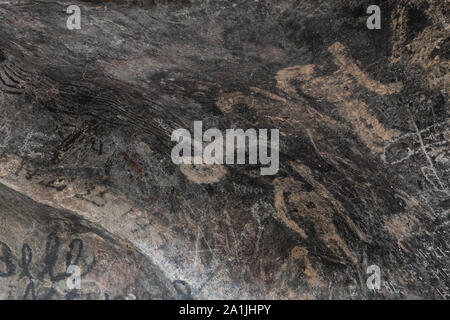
0,0,448,299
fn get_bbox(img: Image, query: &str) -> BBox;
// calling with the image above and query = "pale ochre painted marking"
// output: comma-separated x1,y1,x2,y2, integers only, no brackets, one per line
275,42,403,154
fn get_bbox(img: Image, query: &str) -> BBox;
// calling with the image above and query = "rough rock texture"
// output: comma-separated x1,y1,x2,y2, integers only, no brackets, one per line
0,0,448,299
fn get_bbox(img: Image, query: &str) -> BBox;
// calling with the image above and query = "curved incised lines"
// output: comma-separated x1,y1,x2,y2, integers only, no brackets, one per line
0,53,30,95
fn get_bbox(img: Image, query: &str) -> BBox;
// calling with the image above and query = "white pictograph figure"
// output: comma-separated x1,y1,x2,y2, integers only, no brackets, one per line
383,120,449,196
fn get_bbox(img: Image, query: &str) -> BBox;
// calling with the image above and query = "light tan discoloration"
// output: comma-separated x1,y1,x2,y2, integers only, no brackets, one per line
275,42,402,154
274,181,308,239
384,213,419,242
274,162,362,265
216,92,254,113
291,246,308,260
290,246,322,287
180,157,228,184
395,189,435,220
295,162,369,244
390,0,449,95
215,85,345,151
250,87,289,104
275,65,317,98
376,188,433,248
0,154,22,178
328,42,403,96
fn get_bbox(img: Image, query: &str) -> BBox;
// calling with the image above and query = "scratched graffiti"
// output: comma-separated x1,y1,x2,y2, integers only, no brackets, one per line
0,230,180,300
383,120,449,196
0,233,91,299
87,237,144,299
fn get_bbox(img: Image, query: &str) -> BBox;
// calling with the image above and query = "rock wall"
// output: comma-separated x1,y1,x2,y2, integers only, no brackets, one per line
0,0,448,299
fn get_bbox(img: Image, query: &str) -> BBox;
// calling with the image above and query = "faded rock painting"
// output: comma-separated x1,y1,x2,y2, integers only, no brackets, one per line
0,0,448,299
